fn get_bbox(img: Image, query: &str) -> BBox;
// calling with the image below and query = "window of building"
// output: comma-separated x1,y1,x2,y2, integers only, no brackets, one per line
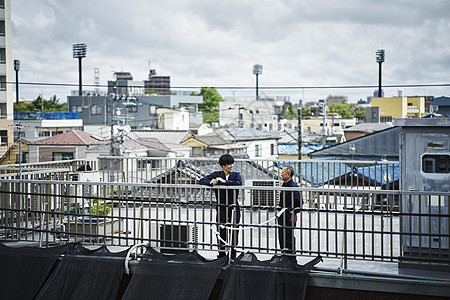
150,159,160,169
91,105,102,115
0,76,6,91
53,152,74,161
72,106,82,113
51,131,63,136
0,130,7,146
422,154,450,174
0,48,5,63
255,144,262,157
270,144,275,156
137,160,148,170
39,131,51,137
127,105,138,113
0,21,4,36
191,147,202,157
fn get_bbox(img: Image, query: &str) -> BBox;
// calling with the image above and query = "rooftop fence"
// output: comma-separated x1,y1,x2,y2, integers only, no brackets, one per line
0,156,448,268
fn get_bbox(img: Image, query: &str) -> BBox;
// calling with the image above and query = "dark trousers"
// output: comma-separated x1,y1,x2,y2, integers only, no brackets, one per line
277,211,296,262
216,204,241,258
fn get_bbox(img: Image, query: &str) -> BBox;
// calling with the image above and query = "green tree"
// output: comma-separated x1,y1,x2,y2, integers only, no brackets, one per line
328,102,354,119
354,106,366,120
285,103,297,120
301,105,311,118
197,87,223,124
14,95,67,113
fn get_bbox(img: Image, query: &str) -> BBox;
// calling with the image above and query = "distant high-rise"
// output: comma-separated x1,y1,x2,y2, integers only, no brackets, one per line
144,69,170,95
0,0,14,157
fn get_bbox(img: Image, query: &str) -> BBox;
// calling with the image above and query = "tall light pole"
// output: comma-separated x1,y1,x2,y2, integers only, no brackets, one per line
253,64,263,100
73,43,87,96
14,60,20,104
376,49,385,98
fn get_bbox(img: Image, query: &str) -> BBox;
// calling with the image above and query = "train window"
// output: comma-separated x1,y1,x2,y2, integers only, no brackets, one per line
422,154,450,173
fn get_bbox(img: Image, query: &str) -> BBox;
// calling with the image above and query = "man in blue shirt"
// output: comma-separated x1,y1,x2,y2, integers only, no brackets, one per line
199,154,242,258
278,165,301,262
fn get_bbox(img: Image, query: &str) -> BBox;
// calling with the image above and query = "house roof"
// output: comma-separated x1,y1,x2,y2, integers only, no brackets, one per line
225,128,281,141
432,96,450,106
311,126,400,158
123,132,189,151
152,158,280,183
131,129,191,144
194,132,233,146
278,143,323,155
30,130,107,146
277,129,324,144
344,122,393,133
276,161,399,187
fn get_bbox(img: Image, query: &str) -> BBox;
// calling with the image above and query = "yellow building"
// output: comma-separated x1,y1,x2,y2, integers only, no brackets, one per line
0,138,29,165
371,94,425,119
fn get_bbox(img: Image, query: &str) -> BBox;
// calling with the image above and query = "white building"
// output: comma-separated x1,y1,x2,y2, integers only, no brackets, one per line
0,0,13,157
157,108,189,130
219,99,285,130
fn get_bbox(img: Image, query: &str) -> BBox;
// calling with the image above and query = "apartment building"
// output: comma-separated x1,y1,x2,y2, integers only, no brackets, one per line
0,0,13,157
371,91,425,119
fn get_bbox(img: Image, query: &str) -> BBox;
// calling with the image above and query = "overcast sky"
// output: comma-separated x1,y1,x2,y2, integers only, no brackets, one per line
11,0,450,103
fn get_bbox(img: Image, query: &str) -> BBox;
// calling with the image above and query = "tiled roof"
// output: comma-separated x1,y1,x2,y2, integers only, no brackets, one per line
130,130,191,144
30,130,107,146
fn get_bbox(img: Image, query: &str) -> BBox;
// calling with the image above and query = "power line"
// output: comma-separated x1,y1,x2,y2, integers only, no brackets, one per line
8,81,450,91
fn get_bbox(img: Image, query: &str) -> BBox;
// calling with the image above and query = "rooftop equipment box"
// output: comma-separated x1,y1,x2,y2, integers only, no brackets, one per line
395,118,450,263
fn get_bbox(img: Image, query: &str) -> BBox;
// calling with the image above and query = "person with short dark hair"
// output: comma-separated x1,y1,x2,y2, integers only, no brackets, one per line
199,154,242,258
278,165,301,262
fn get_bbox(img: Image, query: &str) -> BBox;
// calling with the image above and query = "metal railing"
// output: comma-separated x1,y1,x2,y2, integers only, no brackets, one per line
0,178,448,266
97,156,399,191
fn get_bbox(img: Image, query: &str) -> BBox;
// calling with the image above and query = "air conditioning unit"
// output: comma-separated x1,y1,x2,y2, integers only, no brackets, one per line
244,180,279,208
148,221,198,253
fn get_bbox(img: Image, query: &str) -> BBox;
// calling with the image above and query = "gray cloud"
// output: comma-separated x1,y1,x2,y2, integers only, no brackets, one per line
11,0,450,102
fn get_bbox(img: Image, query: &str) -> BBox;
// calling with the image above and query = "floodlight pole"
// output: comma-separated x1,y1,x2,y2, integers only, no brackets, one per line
14,60,20,104
376,49,385,97
73,43,87,96
253,64,263,100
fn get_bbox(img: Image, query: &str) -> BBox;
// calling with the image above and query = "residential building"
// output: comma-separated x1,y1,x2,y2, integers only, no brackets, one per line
430,96,450,117
277,129,322,160
67,93,203,134
182,131,246,157
144,69,170,95
344,122,394,141
0,136,41,165
219,128,280,159
371,91,425,119
13,112,83,138
219,99,285,130
156,108,189,130
28,130,107,163
326,95,348,105
0,0,13,157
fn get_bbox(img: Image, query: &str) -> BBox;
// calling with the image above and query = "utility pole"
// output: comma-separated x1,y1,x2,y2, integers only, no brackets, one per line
16,123,23,180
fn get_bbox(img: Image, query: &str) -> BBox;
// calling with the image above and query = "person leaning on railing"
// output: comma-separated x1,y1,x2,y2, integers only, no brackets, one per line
199,154,242,259
278,165,301,263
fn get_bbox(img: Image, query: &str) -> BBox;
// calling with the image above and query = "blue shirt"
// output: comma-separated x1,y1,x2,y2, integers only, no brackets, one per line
279,179,301,213
199,170,242,206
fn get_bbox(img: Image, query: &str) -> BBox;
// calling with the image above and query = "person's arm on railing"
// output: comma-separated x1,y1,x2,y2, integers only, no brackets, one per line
199,171,220,186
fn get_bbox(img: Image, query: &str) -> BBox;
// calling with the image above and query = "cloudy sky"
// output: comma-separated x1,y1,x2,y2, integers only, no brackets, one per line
11,0,450,103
